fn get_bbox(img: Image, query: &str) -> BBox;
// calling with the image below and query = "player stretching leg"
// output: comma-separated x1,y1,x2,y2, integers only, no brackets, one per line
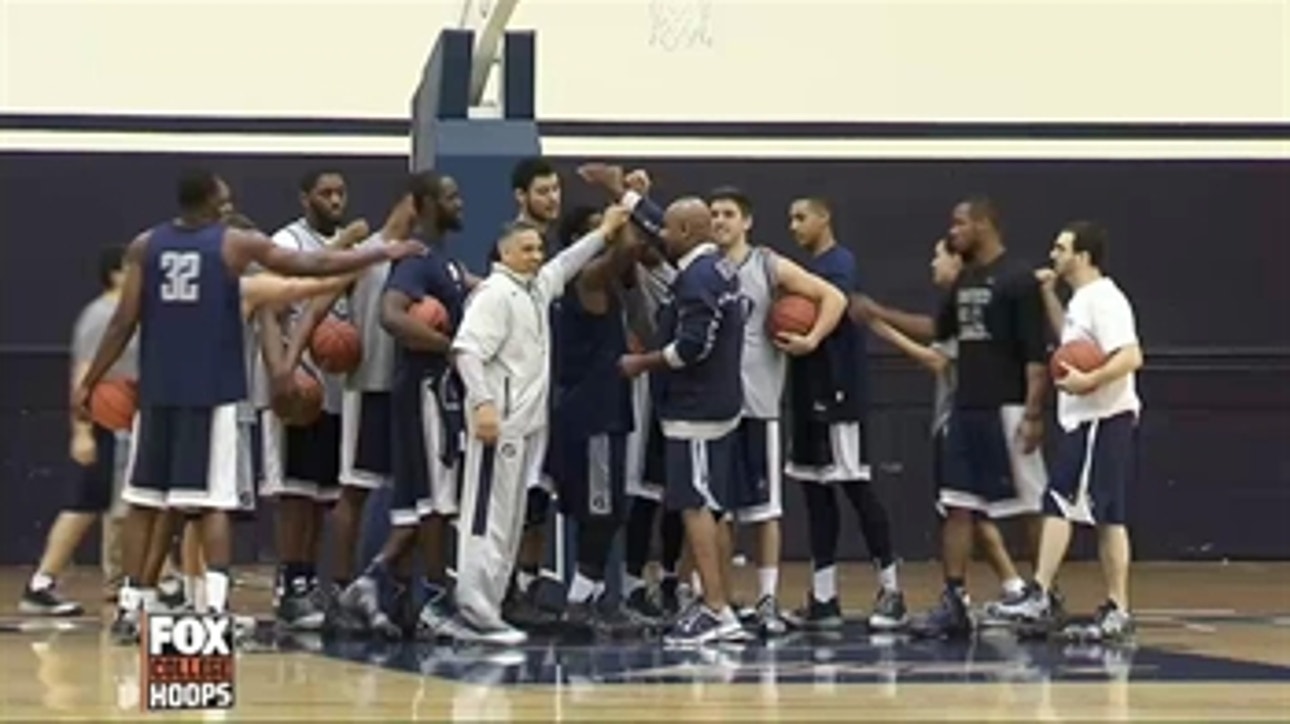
993,222,1142,642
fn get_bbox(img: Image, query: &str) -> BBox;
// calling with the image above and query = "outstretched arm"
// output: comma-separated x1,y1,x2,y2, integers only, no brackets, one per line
870,319,950,375
225,229,423,278
240,273,356,319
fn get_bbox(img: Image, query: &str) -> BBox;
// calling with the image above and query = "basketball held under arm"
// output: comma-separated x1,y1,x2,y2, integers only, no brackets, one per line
773,254,847,346
379,289,451,353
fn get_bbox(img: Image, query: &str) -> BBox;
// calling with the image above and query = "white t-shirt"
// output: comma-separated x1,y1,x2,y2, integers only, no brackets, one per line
1057,276,1142,431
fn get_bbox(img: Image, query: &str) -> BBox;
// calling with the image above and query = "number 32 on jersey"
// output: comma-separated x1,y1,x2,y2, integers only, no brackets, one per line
160,251,201,302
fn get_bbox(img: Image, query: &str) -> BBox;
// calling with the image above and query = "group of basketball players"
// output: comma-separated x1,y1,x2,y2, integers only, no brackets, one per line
24,155,1143,648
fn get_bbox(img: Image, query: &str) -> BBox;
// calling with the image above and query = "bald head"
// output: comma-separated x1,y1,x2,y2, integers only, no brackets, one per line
660,196,712,260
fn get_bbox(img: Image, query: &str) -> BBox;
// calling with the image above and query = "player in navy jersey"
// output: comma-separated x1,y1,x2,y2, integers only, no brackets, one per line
619,197,748,646
335,171,473,638
548,205,655,635
781,198,907,632
504,157,568,628
73,168,425,643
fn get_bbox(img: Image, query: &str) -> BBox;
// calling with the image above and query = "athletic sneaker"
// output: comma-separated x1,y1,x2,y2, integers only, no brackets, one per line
867,589,909,631
502,587,560,631
336,576,401,638
909,587,973,639
752,595,788,637
623,587,667,623
19,586,83,617
565,595,650,639
110,609,140,645
417,587,459,640
784,596,844,631
276,579,326,631
663,605,745,647
1064,601,1135,643
453,616,528,646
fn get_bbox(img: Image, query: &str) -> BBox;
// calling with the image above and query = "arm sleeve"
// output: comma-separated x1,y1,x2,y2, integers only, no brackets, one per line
451,285,510,362
620,190,666,239
1093,288,1140,353
537,230,606,299
1014,275,1050,363
661,277,720,369
455,350,493,408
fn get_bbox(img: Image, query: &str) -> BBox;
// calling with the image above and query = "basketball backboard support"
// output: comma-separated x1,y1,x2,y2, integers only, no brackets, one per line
456,0,522,112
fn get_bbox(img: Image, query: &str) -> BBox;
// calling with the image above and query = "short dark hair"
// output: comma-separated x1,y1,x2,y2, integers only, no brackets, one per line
962,195,1002,233
97,244,126,290
1064,220,1109,268
299,169,342,194
511,157,557,192
558,206,602,248
707,186,753,217
405,171,443,214
177,168,220,211
796,196,832,216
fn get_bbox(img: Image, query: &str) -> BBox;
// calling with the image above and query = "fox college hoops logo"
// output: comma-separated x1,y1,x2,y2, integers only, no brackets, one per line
141,612,236,711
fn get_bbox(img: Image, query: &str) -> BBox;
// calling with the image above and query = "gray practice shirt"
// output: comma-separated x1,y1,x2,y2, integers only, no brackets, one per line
72,295,138,380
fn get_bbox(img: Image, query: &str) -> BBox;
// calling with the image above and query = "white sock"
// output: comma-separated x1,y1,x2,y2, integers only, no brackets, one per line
878,563,899,593
567,573,598,604
757,567,779,600
517,571,536,593
1003,577,1026,597
30,572,54,591
139,588,160,613
118,585,140,612
623,573,645,597
205,570,230,613
812,565,837,603
690,571,704,596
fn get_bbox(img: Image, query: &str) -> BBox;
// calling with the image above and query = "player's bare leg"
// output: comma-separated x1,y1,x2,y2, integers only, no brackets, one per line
911,508,975,638
274,494,322,627
181,519,207,609
746,518,788,636
414,512,455,637
328,487,370,586
111,504,163,642
663,509,745,645
21,512,98,616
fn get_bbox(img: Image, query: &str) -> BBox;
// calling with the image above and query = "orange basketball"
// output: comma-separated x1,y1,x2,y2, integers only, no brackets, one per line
1051,338,1106,380
277,370,323,426
309,317,363,374
90,378,137,431
768,294,818,337
410,297,451,333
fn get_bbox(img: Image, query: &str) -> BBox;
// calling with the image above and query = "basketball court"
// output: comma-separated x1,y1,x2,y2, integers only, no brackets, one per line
2,561,1288,720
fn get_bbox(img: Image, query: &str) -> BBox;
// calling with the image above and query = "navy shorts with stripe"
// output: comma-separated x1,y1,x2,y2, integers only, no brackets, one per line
937,405,1047,518
553,431,630,523
67,423,121,513
390,374,463,526
731,418,783,522
123,403,243,510
663,432,735,514
344,391,393,483
1044,411,1138,526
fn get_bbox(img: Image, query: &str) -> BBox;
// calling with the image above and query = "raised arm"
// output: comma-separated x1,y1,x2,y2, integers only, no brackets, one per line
74,235,147,416
772,253,847,354
537,205,630,298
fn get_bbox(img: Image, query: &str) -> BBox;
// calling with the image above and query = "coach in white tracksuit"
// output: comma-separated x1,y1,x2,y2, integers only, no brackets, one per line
452,205,629,642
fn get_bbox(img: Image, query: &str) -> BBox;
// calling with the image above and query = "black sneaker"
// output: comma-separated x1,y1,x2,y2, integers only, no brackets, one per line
503,587,561,631
868,589,909,631
658,577,682,619
566,596,649,639
784,596,844,631
19,586,84,617
909,588,973,639
663,605,743,647
623,587,666,623
109,609,139,645
275,579,326,631
157,578,188,612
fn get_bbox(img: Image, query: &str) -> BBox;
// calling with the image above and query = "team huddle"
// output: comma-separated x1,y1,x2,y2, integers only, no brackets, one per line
25,157,1144,648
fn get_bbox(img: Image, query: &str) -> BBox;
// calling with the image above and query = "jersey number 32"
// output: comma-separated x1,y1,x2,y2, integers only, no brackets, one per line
160,251,201,302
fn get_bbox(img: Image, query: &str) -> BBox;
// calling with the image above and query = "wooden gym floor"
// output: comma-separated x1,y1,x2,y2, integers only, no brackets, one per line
1,561,1288,721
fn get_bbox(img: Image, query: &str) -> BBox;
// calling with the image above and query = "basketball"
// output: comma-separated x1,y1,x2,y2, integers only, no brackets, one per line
278,370,323,426
309,317,363,374
410,296,451,333
89,378,137,431
768,294,818,337
1051,338,1106,379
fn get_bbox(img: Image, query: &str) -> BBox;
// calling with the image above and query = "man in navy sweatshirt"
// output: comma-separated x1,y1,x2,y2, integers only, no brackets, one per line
618,196,747,646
